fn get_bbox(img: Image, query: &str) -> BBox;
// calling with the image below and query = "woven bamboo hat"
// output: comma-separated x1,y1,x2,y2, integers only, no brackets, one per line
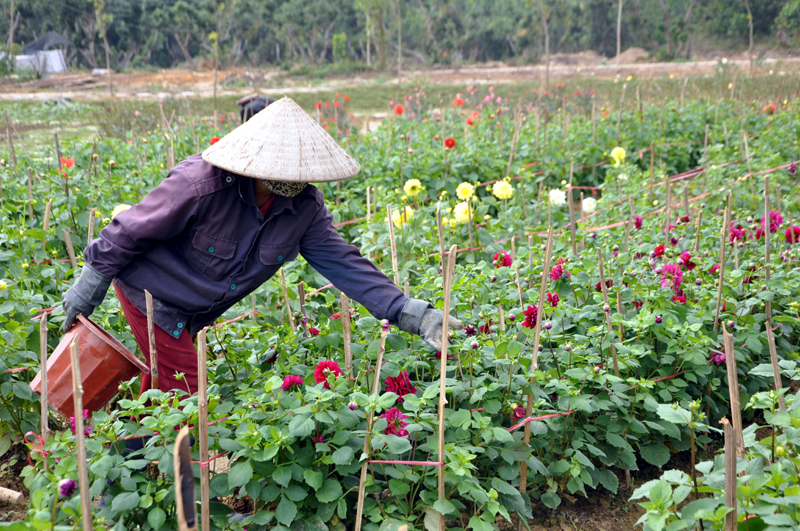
202,96,360,182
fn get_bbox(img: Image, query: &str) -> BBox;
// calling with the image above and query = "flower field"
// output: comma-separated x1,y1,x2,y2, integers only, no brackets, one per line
1,79,800,531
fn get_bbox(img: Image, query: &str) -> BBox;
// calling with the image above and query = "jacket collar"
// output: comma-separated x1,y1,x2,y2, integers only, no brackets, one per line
238,176,297,220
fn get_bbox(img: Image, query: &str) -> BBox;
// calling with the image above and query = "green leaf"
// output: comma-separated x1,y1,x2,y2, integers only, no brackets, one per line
332,446,354,465
605,433,632,451
147,507,166,529
316,479,343,503
228,461,253,489
284,484,307,502
597,469,618,494
640,443,671,467
433,499,457,515
389,478,411,496
540,492,561,509
448,409,472,429
111,492,140,511
273,466,293,488
289,415,315,437
276,496,297,526
303,469,323,490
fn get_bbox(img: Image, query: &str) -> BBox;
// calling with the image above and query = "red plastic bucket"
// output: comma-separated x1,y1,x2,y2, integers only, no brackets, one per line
30,314,149,417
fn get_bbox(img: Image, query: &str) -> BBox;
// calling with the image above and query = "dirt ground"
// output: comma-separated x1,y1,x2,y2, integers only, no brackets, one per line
1,48,799,103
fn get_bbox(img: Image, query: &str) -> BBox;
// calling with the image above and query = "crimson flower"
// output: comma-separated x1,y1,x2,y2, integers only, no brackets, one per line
729,223,747,243
550,264,567,281
394,104,405,115
522,305,538,329
632,301,643,310
381,408,409,437
710,347,726,365
786,226,800,244
493,251,512,268
709,264,721,275
308,326,320,336
653,244,665,258
479,319,494,334
69,409,92,436
512,404,526,419
464,325,477,337
330,313,340,319
281,375,304,390
672,295,687,303
210,137,220,145
634,216,642,229
444,137,456,149
314,360,342,388
595,280,613,292
311,434,325,444
384,371,417,402
547,292,559,307
679,252,696,271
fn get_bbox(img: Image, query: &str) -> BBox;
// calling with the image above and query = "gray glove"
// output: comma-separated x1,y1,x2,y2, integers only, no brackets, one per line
61,264,112,331
397,298,464,351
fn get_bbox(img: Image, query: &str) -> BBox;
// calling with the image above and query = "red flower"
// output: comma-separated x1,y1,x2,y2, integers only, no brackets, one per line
679,252,696,271
210,137,221,145
311,434,325,444
653,244,665,258
330,313,341,319
381,408,409,437
512,404,526,419
680,215,690,223
763,211,783,234
466,117,475,126
315,101,322,110
547,292,559,307
709,264,721,275
309,326,320,336
334,101,340,108
219,118,225,123
764,103,775,115
394,104,404,115
444,137,456,149
786,226,800,244
314,360,342,388
60,157,75,169
479,319,494,334
672,295,687,303
632,301,643,309
729,223,747,243
550,264,568,281
522,305,539,329
634,216,642,229
384,371,417,402
452,97,465,107
595,280,613,292
344,95,350,101
493,251,512,268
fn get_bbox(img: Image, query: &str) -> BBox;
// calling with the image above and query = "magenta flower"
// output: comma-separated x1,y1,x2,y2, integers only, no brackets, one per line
493,251,512,268
384,371,417,403
59,478,77,498
660,264,683,290
314,360,342,388
763,211,784,234
547,292,559,307
69,409,92,436
634,216,642,230
522,305,538,329
512,404,526,419
550,264,566,281
311,435,325,444
281,374,304,390
709,349,726,365
381,408,409,437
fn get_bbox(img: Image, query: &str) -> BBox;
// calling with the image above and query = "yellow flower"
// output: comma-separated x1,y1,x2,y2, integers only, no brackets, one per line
610,147,626,168
442,216,449,224
626,75,632,81
492,181,514,200
390,206,414,228
111,204,132,219
94,210,101,217
403,179,423,198
669,74,674,79
653,200,659,206
484,214,491,220
728,83,733,89
103,218,111,224
449,220,456,228
456,182,475,201
454,202,472,224
22,263,29,269
0,281,7,290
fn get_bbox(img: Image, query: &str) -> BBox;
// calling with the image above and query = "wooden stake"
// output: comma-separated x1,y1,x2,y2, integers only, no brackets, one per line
436,205,446,270
722,325,745,458
87,208,96,242
776,183,781,213
70,339,92,531
354,330,389,531
197,328,210,531
26,167,33,221
703,123,709,164
713,203,729,332
648,142,655,203
298,282,308,338
567,162,577,256
42,200,52,248
63,229,78,269
514,263,524,309
694,208,703,254
664,176,672,248
683,185,689,217
341,293,353,376
55,133,62,173
89,136,97,185
437,244,457,530
144,290,158,391
597,249,620,376
174,426,197,531
721,418,737,531
279,269,295,331
0,487,23,505
615,83,626,144
386,205,400,285
4,109,16,166
498,304,506,332
39,312,49,449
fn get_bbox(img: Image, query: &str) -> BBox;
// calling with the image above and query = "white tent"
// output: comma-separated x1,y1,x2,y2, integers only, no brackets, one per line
15,50,68,74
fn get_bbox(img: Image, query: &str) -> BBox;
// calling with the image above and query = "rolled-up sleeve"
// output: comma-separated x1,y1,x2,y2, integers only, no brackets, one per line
84,167,199,278
300,204,408,324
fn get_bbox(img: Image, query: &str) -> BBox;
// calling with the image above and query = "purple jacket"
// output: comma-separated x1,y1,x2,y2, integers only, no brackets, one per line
84,154,407,339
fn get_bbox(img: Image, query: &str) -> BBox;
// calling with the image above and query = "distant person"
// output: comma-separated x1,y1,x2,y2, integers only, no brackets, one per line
237,94,275,123
61,96,462,397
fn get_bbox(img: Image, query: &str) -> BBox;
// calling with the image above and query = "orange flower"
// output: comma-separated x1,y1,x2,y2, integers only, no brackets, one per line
452,97,465,107
210,137,221,145
344,95,350,101
60,157,75,169
315,101,322,110
394,104,404,115
764,103,775,115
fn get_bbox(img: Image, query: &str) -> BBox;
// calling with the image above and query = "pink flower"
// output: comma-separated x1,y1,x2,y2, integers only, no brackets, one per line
672,295,687,303
522,305,538,329
69,410,92,437
314,361,342,388
547,292,559,307
493,251,512,268
660,264,684,290
729,223,747,243
311,434,325,444
550,264,567,281
709,264,721,275
710,348,726,365
763,211,783,234
381,408,409,437
384,371,417,402
281,375,304,390
330,313,341,319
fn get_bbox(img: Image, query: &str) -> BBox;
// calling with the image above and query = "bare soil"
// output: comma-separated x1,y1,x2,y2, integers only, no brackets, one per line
0,444,29,522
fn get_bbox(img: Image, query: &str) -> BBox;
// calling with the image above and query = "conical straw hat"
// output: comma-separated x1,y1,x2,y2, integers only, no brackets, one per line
202,96,360,182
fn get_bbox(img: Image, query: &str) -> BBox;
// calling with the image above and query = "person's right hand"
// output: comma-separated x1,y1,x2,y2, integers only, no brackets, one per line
60,265,113,332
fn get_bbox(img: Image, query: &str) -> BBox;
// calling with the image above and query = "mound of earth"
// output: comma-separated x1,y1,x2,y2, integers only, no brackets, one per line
612,47,650,64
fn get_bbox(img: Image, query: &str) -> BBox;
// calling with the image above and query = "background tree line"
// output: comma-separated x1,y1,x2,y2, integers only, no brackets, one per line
2,0,799,72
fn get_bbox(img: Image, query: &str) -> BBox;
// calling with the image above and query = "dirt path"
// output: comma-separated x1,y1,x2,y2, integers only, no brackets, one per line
1,56,798,102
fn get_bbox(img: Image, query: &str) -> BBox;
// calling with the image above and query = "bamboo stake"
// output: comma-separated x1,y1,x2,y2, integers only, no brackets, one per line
722,325,745,458
615,83,626,144
597,249,620,376
279,269,295,331
648,142,656,203
42,200,52,248
174,426,197,531
386,205,400,285
4,109,16,166
341,293,353,376
703,123,709,164
70,339,92,531
436,205,446,269
0,488,23,505
39,312,48,450
89,136,97,185
664,176,672,248
354,330,389,531
683,185,689,217
498,304,506,332
63,230,78,269
765,322,785,411
721,418,737,531
519,228,553,502
87,208,95,243
298,282,308,338
567,162,577,256
144,290,158,391
55,133,62,173
197,328,210,531
404,277,409,297
437,244,457,530
713,203,730,332
694,208,703,254
514,263,524,309
776,183,781,213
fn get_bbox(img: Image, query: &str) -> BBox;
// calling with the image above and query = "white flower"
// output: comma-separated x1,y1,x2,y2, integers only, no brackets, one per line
618,173,628,181
582,197,597,214
549,188,566,207
722,58,728,64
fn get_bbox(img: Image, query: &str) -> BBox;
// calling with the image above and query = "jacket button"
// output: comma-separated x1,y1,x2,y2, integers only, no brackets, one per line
173,330,180,337
208,247,215,253
226,176,233,183
230,284,236,290
177,323,184,329
277,255,283,262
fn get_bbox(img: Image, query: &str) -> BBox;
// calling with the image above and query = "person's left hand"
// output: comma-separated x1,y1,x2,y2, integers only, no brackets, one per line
397,299,464,351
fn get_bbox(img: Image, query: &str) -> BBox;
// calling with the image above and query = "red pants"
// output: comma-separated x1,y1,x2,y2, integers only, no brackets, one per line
114,284,199,395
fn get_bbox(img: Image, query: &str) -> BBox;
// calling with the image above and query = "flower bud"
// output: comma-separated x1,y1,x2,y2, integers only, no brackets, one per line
655,316,663,324
471,341,479,349
348,401,358,411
